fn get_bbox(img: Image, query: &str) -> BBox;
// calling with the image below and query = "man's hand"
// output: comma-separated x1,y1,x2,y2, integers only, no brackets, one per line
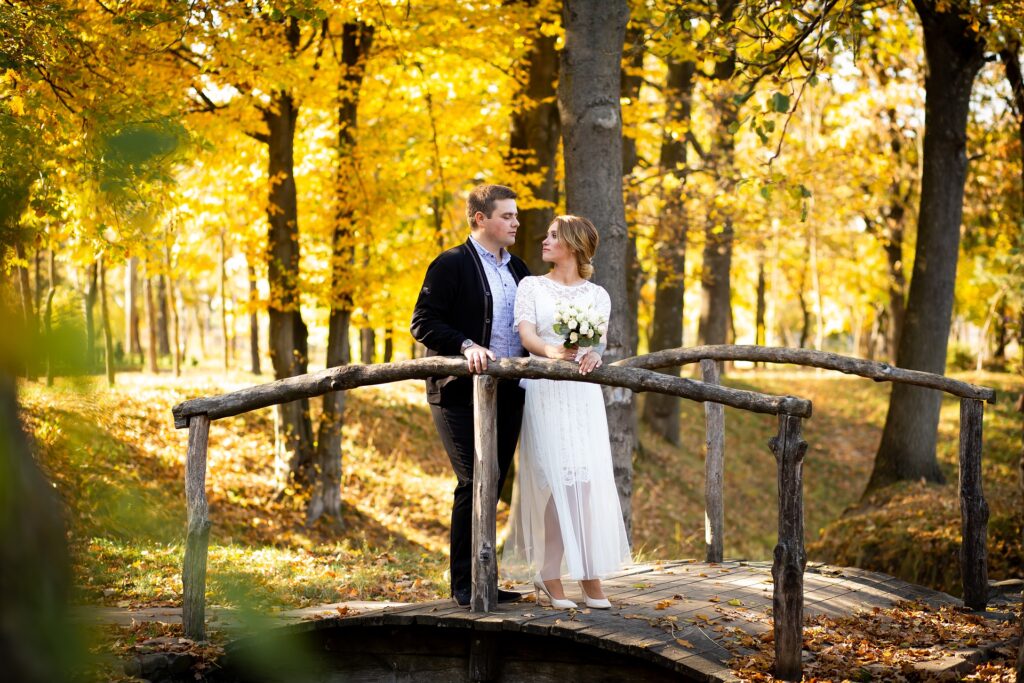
463,343,496,373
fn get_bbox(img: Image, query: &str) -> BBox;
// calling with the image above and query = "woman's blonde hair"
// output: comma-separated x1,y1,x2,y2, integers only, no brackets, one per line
551,215,599,279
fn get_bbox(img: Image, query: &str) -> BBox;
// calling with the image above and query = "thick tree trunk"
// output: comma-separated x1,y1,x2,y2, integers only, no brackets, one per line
263,19,314,485
866,0,985,493
0,374,76,682
697,1,739,350
559,0,633,532
360,327,375,364
247,260,261,376
99,256,115,387
643,58,695,445
506,6,560,275
309,20,372,526
621,23,645,367
383,327,393,363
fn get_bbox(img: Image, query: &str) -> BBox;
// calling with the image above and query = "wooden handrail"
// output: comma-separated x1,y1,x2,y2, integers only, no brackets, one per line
172,356,811,428
614,345,996,403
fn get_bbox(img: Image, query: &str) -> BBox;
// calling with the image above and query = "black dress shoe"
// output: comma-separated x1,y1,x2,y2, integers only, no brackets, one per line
452,588,523,607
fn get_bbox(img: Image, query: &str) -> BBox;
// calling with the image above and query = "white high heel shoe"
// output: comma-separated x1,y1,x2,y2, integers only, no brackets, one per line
578,582,612,609
534,576,577,609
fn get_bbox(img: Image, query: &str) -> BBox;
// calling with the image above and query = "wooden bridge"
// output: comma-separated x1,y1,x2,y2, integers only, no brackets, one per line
171,345,999,681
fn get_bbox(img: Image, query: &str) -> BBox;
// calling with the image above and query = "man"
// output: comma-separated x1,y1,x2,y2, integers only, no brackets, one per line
411,184,530,606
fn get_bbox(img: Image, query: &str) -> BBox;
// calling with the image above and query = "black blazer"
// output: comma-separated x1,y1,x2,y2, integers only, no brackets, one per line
410,239,531,406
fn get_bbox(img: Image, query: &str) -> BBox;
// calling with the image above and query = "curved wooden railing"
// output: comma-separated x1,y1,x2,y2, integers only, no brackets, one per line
170,347,995,682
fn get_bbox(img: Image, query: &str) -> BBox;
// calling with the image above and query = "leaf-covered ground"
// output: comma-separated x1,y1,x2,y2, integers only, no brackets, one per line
19,366,1023,680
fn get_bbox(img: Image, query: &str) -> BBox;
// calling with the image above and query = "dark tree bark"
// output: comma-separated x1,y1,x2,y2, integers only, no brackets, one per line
247,260,261,376
643,58,696,445
506,3,560,275
621,23,645,367
156,274,170,356
383,327,393,363
262,16,314,484
164,244,181,376
697,0,739,350
310,20,373,526
99,256,115,387
360,327,375,364
0,374,78,682
866,0,985,493
559,0,633,531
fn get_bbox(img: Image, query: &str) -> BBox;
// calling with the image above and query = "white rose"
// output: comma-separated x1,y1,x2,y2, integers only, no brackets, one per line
580,323,591,335
568,319,578,330
569,331,579,343
598,324,607,335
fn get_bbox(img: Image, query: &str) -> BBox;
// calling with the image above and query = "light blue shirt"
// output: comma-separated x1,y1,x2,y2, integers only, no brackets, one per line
469,235,523,359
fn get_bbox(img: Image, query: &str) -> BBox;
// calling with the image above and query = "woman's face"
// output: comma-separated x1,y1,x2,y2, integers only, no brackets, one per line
541,223,574,265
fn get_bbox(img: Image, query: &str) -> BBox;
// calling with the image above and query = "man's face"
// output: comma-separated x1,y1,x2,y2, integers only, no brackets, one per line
476,198,519,249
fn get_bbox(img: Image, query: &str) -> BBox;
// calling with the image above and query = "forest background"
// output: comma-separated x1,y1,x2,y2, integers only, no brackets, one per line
2,0,1023,680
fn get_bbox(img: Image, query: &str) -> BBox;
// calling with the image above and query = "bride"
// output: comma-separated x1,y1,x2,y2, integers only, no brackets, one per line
503,215,631,609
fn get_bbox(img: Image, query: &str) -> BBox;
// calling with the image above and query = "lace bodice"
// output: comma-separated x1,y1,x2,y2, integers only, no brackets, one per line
513,276,611,358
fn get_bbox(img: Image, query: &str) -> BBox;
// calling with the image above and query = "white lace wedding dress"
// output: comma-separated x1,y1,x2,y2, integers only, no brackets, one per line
502,275,631,581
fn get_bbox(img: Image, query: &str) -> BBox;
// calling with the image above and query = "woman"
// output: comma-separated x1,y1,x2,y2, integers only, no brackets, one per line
503,215,631,609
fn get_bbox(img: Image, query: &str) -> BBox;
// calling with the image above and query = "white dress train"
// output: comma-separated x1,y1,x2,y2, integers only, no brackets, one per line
502,276,631,581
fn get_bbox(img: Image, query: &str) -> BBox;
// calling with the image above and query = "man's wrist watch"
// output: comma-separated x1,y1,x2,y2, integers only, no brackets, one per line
460,339,475,355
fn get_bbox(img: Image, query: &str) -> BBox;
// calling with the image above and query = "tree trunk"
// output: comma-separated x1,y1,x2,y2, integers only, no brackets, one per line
643,58,695,445
247,260,261,376
44,250,57,386
697,11,738,350
621,23,645,368
125,257,142,363
506,6,560,275
156,274,170,356
360,328,375,364
866,0,985,493
99,256,115,387
144,265,159,374
559,0,633,532
14,243,37,381
84,262,97,371
310,20,372,526
383,327,393,363
263,17,314,485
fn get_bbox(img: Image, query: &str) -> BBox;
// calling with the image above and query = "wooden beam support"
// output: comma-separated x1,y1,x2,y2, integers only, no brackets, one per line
702,359,725,563
958,398,989,610
182,414,211,641
471,375,498,613
770,414,807,682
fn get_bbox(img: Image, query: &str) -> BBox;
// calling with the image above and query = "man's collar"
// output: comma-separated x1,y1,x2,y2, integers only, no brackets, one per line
468,234,510,266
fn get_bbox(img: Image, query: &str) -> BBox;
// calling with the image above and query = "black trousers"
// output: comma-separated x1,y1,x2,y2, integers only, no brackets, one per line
430,379,525,595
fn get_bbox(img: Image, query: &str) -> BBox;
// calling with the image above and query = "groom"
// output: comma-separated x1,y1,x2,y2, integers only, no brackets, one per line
411,184,531,606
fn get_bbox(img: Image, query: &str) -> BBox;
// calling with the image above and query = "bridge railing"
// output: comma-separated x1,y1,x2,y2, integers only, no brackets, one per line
614,345,996,615
170,347,994,682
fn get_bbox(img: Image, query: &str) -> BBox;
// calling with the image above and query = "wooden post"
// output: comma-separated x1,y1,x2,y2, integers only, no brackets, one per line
702,360,725,563
958,398,989,610
182,414,212,640
471,375,499,612
770,414,807,682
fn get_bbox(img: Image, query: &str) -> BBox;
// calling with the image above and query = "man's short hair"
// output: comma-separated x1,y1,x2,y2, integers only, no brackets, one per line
466,184,517,228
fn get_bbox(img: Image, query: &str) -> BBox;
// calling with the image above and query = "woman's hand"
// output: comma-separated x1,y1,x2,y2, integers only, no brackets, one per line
546,343,579,361
577,350,602,375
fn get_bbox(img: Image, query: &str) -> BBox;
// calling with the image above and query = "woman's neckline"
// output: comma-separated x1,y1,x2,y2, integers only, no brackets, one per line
541,274,588,288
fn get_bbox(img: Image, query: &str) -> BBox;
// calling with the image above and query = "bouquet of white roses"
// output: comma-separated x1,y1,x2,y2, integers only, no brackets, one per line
552,301,607,348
